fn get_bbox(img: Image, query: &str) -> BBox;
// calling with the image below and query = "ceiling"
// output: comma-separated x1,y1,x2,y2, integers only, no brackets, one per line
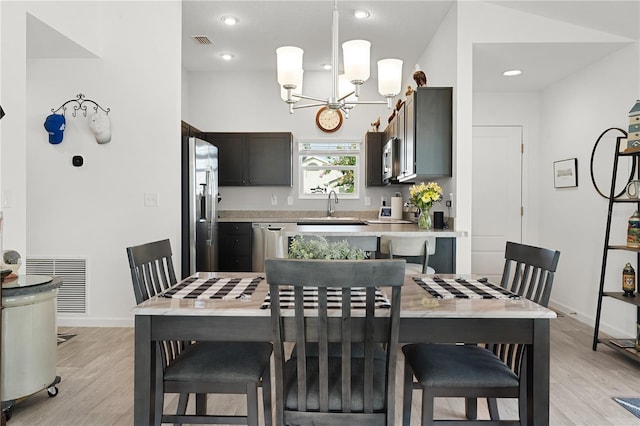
182,0,639,93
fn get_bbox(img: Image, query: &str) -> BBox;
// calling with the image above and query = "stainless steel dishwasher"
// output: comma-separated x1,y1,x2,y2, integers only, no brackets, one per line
251,223,289,272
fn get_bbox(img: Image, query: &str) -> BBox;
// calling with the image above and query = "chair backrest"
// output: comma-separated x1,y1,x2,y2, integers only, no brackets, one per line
493,241,560,376
499,241,560,307
265,258,405,424
380,235,435,273
127,239,182,370
126,239,177,304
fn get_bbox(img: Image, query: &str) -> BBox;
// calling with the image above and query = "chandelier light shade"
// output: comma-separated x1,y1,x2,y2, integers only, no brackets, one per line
342,40,371,85
276,0,402,116
377,58,403,97
281,71,303,102
276,46,304,87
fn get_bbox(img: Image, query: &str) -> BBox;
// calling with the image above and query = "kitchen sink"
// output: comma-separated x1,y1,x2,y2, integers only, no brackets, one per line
296,217,367,225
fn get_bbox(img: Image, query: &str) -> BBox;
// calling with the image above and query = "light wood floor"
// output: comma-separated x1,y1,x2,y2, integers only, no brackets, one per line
6,313,640,425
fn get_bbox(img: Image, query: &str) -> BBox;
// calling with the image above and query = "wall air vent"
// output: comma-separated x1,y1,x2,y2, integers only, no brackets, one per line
25,257,87,314
192,35,212,45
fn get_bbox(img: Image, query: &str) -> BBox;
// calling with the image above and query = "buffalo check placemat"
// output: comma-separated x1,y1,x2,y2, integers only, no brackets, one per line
162,276,263,300
413,277,520,300
260,287,390,309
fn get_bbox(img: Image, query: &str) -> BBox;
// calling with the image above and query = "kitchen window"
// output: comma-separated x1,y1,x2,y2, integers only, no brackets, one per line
298,140,360,198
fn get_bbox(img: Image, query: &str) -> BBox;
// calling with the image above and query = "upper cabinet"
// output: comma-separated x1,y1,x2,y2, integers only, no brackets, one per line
203,132,293,186
365,132,384,186
384,87,452,183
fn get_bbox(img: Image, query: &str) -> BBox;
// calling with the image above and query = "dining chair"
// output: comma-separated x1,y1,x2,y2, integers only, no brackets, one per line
401,241,560,425
127,238,273,426
380,235,436,274
265,258,406,426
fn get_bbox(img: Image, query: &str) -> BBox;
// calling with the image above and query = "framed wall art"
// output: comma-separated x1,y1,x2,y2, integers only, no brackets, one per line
553,158,578,188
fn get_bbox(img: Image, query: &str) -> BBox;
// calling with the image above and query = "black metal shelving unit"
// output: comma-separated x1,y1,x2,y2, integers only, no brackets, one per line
592,130,640,363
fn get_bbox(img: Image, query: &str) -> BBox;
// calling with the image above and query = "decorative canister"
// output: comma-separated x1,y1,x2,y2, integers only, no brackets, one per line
627,211,640,248
622,263,636,297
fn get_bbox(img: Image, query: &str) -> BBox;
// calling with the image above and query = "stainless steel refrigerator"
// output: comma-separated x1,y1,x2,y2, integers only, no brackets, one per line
181,137,219,278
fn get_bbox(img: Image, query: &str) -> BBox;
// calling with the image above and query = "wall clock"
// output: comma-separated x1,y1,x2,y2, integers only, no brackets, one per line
315,107,343,133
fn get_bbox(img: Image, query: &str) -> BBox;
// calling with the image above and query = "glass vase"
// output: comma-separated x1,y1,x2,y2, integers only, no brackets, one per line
418,208,432,230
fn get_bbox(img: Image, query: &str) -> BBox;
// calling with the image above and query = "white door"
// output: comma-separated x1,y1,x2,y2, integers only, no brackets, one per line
472,126,523,283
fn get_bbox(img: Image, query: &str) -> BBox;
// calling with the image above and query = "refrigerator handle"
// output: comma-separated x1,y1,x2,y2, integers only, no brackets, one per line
199,183,207,221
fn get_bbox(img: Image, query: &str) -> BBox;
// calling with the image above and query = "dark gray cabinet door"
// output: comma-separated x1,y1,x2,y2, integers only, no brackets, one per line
365,132,384,186
205,132,292,186
205,133,247,186
247,133,292,186
413,87,452,178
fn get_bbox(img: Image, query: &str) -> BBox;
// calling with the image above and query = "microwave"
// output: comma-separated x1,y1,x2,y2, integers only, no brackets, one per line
382,137,398,184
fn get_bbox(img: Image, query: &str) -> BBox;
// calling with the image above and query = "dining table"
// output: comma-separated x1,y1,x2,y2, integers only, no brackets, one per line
133,271,556,425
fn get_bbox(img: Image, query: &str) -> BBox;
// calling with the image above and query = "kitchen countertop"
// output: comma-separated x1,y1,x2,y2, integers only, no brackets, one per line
285,223,464,237
218,211,467,237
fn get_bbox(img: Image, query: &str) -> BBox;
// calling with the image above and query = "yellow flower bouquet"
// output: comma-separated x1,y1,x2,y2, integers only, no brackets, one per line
409,182,443,229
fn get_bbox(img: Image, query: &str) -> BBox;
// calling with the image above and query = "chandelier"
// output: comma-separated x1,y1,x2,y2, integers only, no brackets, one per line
276,0,403,117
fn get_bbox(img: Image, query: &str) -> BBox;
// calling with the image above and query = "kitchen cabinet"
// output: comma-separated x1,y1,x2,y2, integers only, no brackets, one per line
383,87,452,183
218,222,252,272
402,86,452,181
365,132,384,186
181,120,202,139
204,132,292,186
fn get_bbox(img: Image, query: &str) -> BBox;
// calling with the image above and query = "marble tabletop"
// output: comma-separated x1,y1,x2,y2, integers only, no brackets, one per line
133,272,555,320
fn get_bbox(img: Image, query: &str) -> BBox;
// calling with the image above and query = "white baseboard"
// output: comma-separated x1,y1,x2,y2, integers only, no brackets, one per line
57,316,134,328
549,300,635,339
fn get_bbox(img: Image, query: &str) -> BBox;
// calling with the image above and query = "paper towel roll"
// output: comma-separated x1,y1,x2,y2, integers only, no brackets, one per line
391,197,403,219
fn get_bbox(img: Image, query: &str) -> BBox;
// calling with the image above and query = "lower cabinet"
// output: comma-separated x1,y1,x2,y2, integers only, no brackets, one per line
218,222,252,272
429,237,456,274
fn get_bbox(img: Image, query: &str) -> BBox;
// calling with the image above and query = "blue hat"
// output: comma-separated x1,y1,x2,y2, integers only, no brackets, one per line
44,114,66,144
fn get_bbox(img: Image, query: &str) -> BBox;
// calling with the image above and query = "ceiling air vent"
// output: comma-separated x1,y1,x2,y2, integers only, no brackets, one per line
191,35,212,45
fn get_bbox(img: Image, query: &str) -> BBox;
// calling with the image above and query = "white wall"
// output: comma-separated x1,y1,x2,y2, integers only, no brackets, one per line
539,44,639,337
8,1,182,326
464,1,639,337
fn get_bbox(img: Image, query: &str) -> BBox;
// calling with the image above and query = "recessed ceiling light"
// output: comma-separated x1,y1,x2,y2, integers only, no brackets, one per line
221,16,238,26
502,69,522,77
322,64,332,70
220,53,235,61
354,9,370,19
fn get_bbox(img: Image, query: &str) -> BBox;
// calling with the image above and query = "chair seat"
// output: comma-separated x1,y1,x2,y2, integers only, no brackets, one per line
405,262,435,275
164,341,273,383
283,356,387,411
402,344,519,388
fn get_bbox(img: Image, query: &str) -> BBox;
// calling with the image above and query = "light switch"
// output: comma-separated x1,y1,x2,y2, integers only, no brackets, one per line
271,194,278,205
287,196,294,205
144,192,159,207
2,190,11,208
364,196,371,206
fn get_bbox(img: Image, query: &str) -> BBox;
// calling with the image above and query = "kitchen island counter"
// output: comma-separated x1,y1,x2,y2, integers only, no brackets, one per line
285,223,465,238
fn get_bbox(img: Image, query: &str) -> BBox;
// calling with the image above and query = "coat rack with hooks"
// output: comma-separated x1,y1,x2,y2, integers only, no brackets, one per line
50,93,110,118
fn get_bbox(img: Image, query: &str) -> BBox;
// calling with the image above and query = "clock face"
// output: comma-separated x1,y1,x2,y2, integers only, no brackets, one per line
316,107,343,133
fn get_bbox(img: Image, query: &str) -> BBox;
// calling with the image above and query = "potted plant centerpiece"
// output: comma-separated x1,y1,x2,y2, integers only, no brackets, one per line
409,182,443,229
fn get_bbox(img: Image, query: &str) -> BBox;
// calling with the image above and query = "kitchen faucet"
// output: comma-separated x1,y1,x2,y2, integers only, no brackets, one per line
327,190,339,216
